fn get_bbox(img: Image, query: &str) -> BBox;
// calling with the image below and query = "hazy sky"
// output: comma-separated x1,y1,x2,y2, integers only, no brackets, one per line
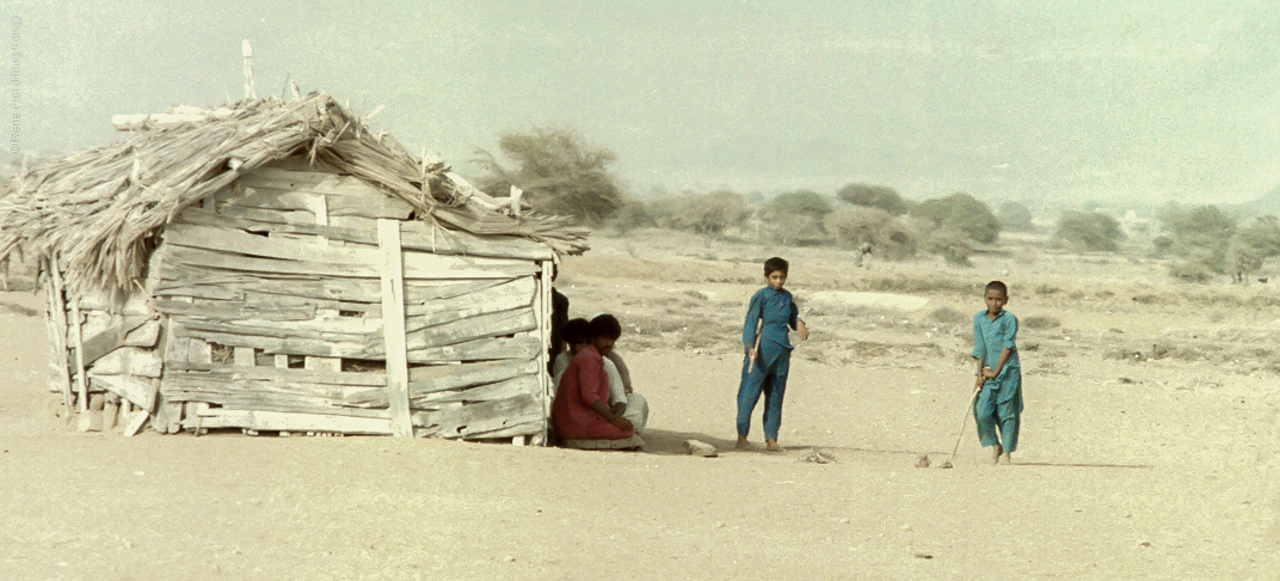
7,1,1279,212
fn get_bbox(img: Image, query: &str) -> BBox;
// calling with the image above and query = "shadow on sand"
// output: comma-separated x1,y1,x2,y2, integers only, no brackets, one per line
826,445,1156,469
633,434,1154,469
640,429,748,456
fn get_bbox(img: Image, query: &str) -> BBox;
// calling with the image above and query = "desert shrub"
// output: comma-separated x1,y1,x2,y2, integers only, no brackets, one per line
1053,211,1125,251
1034,284,1059,295
1158,203,1236,273
1234,216,1280,255
822,206,917,260
473,125,624,226
1168,260,1216,283
757,190,833,245
605,199,657,234
836,183,909,216
1224,216,1280,278
1150,235,1174,257
923,228,974,266
760,211,828,246
767,190,834,220
998,201,1035,232
1021,315,1061,330
1224,237,1264,279
914,192,1001,244
648,190,753,236
928,306,966,325
645,197,680,228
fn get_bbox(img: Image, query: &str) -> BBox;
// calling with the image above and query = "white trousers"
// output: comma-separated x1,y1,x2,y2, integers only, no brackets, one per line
623,392,649,434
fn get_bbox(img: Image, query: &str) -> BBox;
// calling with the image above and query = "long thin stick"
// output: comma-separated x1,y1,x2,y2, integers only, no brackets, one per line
747,319,762,373
943,387,980,467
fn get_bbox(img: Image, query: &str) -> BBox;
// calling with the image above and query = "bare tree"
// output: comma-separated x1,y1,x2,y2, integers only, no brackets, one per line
473,126,625,226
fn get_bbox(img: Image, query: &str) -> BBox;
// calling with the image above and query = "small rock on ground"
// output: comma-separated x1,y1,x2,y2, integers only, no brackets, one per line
684,439,718,457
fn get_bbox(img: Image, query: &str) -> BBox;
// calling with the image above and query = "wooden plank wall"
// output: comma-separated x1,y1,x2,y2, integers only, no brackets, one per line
41,256,165,433
140,163,551,439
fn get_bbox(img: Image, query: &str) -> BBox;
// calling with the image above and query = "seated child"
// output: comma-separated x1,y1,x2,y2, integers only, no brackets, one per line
553,316,649,434
550,317,637,441
589,314,649,434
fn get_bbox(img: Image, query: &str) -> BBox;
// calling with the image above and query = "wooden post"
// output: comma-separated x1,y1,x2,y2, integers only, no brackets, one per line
104,393,119,431
536,262,553,446
378,219,413,438
68,297,89,416
305,195,343,373
242,39,255,100
44,256,74,410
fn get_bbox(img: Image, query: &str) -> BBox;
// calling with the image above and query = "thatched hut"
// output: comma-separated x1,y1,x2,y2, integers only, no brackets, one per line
0,92,587,441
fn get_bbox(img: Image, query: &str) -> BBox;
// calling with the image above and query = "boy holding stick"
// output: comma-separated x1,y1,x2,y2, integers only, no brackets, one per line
736,257,808,451
971,280,1023,464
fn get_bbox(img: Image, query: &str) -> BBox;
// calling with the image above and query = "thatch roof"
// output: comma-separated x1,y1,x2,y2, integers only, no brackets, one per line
0,92,588,295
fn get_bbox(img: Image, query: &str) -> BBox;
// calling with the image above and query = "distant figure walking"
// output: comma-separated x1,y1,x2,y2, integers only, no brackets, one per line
854,243,873,268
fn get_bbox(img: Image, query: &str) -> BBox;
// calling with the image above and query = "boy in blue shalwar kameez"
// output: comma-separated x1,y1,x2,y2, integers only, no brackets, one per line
971,280,1023,465
736,257,808,452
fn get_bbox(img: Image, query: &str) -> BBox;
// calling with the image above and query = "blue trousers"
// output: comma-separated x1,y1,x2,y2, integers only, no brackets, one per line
736,356,788,440
973,373,1022,453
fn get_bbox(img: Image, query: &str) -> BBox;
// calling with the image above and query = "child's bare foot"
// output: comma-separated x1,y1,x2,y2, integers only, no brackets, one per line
1001,452,1013,465
736,437,754,450
765,439,781,452
990,443,1003,464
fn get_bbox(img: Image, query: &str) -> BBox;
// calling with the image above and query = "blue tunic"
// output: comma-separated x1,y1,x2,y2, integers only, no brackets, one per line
736,286,799,440
742,286,799,375
971,309,1023,452
972,309,1020,381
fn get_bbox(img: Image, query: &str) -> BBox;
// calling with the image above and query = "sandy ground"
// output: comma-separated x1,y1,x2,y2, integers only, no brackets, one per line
1,230,1278,580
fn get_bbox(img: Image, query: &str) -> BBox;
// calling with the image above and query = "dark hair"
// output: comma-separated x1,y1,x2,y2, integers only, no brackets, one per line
563,318,592,345
985,280,1009,296
589,313,622,340
764,256,789,276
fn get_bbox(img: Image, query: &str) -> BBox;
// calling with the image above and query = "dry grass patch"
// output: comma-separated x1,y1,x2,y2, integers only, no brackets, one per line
1022,315,1061,330
928,306,966,326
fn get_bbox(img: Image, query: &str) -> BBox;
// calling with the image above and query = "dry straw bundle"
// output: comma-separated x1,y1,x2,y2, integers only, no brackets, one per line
0,92,588,296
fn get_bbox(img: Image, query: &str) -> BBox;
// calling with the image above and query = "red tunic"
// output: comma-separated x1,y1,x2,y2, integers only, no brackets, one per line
551,345,634,440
